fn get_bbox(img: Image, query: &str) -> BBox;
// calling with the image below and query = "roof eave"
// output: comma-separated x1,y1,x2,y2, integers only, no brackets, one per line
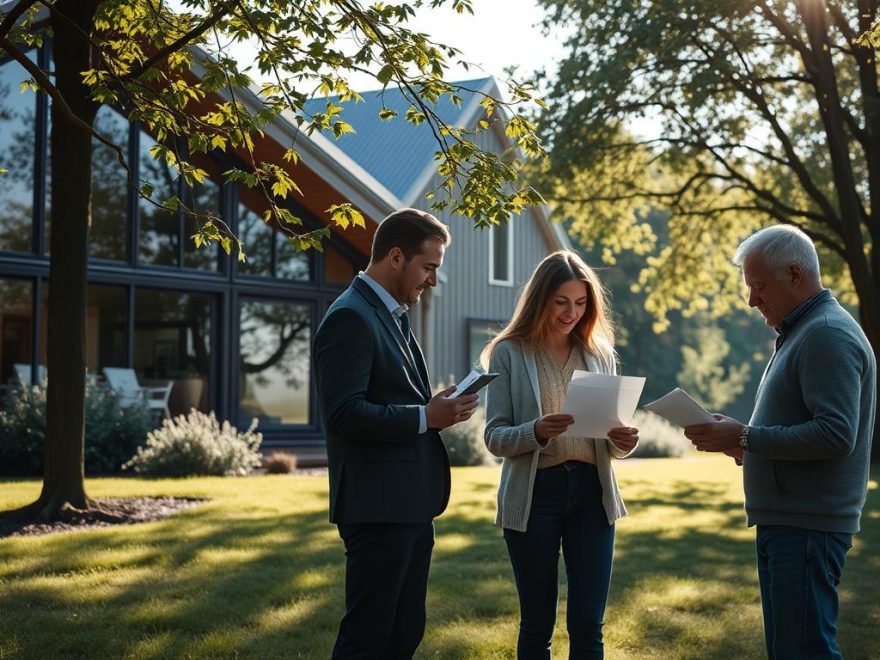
189,51,401,223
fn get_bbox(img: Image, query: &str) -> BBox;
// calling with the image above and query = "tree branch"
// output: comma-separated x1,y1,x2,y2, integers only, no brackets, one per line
826,1,858,45
755,0,813,63
121,1,234,82
0,0,41,41
692,29,843,228
0,34,132,185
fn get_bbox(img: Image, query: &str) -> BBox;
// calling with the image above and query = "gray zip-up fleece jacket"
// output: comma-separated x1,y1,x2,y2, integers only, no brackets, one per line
744,290,876,533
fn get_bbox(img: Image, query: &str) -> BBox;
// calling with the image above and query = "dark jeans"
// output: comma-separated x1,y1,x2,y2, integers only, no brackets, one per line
503,461,615,660
332,521,434,659
756,525,852,660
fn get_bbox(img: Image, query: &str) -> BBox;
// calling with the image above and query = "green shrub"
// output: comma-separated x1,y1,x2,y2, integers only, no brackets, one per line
440,404,497,467
0,386,45,476
123,410,262,477
85,384,155,473
630,410,693,458
0,383,154,476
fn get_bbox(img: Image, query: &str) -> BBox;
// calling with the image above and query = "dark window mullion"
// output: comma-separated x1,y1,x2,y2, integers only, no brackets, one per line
128,122,140,266
217,181,231,277
270,215,278,277
33,44,50,257
176,177,185,268
31,277,41,381
176,138,187,269
125,282,135,368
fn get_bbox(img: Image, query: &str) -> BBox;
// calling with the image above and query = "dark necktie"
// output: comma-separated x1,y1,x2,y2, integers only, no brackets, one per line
398,310,412,344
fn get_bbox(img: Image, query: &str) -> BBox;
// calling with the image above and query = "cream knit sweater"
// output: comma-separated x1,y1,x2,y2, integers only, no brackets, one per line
484,340,633,532
535,348,596,468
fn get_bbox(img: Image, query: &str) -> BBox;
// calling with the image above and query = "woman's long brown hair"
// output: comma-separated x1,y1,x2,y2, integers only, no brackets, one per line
480,250,615,367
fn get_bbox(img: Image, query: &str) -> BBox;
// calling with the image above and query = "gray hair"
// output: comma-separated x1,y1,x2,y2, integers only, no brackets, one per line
732,225,821,280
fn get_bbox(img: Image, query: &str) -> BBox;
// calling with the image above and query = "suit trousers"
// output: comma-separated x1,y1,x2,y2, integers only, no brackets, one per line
332,521,435,659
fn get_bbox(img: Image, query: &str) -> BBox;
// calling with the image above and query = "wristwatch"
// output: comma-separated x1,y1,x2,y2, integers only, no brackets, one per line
738,425,751,453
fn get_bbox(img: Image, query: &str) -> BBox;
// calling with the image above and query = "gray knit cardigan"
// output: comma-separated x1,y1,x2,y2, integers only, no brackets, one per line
484,340,633,532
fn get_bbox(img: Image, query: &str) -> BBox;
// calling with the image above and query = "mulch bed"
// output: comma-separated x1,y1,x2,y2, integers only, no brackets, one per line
0,496,207,538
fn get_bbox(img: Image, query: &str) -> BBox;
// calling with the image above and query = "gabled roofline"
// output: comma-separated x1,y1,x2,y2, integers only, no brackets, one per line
189,51,401,223
401,75,568,252
401,77,497,207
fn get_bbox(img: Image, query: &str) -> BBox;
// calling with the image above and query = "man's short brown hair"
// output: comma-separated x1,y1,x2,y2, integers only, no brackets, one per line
371,208,451,262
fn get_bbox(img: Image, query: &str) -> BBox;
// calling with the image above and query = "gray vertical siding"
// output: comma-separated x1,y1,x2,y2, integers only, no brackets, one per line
413,128,557,387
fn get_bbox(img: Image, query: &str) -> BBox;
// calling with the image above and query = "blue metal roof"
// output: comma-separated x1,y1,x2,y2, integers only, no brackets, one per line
303,78,493,201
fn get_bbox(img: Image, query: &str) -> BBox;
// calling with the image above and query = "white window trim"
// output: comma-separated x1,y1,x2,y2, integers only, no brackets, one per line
488,220,514,287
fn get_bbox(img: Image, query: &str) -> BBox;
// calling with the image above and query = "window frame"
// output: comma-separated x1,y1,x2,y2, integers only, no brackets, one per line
488,219,514,286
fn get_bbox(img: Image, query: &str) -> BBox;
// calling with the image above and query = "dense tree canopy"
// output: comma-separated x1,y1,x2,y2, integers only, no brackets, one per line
537,0,880,350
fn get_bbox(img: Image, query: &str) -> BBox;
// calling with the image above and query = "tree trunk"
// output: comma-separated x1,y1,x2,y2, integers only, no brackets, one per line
27,0,99,518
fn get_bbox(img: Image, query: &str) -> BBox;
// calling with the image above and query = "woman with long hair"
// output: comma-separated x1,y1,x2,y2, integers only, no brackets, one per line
482,250,639,659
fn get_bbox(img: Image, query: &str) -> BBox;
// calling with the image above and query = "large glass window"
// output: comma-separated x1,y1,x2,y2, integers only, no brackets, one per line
237,201,273,276
0,53,37,253
86,284,127,373
236,187,310,280
0,279,34,385
38,282,127,380
89,106,130,260
134,289,213,416
239,299,311,425
467,319,500,373
183,178,220,270
138,132,179,267
138,133,222,271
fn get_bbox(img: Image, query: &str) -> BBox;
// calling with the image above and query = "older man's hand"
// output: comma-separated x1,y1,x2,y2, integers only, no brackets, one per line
683,414,744,453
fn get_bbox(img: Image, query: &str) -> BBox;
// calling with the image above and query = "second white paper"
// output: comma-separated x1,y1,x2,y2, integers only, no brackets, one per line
561,371,646,438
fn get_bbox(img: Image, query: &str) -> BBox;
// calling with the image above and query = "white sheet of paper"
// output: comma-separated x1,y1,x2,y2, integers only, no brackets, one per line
561,371,646,438
642,387,716,428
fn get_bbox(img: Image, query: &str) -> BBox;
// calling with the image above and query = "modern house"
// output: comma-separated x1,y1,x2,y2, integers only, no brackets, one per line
0,40,564,461
303,77,569,383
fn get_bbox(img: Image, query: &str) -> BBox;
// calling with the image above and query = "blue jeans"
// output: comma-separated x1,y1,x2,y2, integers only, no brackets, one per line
756,525,852,660
503,461,615,660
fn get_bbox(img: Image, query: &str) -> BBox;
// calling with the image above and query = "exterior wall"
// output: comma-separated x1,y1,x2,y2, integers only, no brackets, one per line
412,127,556,386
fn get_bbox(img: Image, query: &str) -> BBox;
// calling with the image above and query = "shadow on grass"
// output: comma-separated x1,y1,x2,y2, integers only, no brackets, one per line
0,506,343,658
1,467,877,659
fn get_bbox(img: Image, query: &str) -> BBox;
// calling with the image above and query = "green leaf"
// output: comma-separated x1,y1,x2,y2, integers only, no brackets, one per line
327,203,365,230
332,121,355,138
378,107,398,121
377,64,395,84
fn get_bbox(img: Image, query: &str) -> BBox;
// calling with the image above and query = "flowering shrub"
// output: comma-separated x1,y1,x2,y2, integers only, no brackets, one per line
123,410,262,477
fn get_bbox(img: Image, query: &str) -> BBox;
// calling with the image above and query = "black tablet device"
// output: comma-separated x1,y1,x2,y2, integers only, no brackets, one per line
453,372,499,397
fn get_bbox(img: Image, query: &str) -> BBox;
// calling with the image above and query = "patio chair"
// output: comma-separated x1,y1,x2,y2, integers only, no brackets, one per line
102,367,173,419
13,363,47,386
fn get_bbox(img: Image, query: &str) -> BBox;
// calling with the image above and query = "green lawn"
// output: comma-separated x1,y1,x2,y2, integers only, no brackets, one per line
1,457,878,659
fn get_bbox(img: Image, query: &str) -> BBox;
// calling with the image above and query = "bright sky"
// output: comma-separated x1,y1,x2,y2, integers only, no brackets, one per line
346,0,568,95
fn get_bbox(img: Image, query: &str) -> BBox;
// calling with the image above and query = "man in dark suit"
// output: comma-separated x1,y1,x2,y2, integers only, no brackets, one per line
313,208,479,659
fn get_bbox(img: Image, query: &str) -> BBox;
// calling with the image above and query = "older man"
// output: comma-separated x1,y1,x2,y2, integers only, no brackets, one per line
685,225,876,659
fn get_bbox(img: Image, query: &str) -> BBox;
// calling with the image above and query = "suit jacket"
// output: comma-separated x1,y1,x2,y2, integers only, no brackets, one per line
313,277,451,524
